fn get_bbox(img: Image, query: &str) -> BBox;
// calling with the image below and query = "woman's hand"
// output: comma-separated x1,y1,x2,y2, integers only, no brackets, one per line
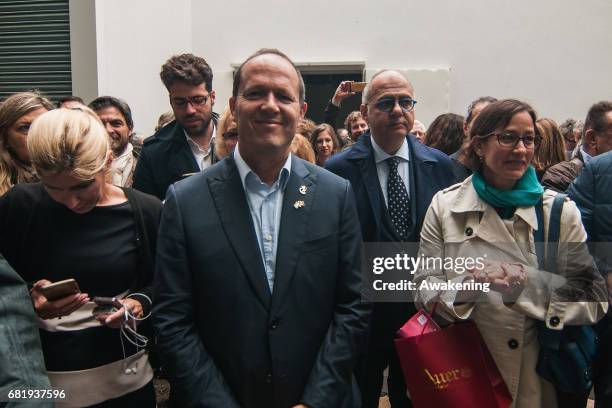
31,279,89,319
96,298,143,329
469,260,527,293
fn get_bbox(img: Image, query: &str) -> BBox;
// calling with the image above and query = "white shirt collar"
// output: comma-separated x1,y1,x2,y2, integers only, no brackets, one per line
183,124,217,154
234,144,292,190
370,134,410,164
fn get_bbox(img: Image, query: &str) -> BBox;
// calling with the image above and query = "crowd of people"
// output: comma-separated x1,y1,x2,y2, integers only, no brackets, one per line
1,48,611,408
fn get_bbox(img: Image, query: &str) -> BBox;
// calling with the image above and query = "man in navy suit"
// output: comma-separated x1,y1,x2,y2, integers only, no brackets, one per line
326,70,455,408
153,49,370,408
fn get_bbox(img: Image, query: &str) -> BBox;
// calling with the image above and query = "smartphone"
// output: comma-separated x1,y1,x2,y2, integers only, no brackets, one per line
39,279,80,301
92,297,123,317
349,82,367,93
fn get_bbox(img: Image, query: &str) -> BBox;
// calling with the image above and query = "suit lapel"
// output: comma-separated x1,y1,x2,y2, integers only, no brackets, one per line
271,158,315,313
208,159,271,310
350,136,384,238
168,125,200,179
408,137,439,228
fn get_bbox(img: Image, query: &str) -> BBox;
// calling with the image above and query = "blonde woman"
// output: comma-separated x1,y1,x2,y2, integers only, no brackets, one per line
214,106,238,159
0,108,160,407
0,91,54,196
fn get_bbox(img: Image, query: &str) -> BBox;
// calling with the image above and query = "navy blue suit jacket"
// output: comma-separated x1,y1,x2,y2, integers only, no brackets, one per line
153,155,370,408
326,132,455,244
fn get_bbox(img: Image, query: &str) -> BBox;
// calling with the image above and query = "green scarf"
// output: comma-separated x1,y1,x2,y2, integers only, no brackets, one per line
472,166,544,219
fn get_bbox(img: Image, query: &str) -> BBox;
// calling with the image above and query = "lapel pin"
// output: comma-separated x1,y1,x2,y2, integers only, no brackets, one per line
299,185,307,195
294,200,305,209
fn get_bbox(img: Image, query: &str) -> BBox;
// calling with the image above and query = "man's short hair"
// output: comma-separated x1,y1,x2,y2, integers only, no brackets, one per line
465,96,498,126
88,96,134,130
584,101,612,134
232,48,305,104
362,69,410,104
560,118,584,140
56,96,85,108
160,53,213,91
344,111,364,133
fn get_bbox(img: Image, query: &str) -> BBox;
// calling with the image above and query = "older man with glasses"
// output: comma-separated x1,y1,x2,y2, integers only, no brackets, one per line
134,53,219,199
326,70,454,408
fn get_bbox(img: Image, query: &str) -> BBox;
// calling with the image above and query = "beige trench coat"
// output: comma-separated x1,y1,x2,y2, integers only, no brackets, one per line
414,176,607,408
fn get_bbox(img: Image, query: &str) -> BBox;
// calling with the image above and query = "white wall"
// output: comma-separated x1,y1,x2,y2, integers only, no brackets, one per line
72,0,612,134
194,0,612,126
69,0,97,103
72,0,192,136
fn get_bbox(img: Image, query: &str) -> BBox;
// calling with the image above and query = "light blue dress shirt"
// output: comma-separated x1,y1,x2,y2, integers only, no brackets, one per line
581,146,592,164
370,135,411,207
234,146,291,293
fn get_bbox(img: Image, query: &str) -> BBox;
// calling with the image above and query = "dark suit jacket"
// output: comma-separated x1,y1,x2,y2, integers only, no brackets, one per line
325,133,454,337
326,132,455,244
153,155,370,408
133,117,218,200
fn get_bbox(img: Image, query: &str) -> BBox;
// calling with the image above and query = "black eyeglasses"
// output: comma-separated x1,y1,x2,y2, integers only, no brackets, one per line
171,95,209,109
486,132,541,149
373,97,417,113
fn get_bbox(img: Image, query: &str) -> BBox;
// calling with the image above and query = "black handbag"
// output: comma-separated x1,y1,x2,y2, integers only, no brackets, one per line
533,193,597,394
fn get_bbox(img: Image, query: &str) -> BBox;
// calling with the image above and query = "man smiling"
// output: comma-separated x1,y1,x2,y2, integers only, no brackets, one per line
153,49,369,408
89,96,138,187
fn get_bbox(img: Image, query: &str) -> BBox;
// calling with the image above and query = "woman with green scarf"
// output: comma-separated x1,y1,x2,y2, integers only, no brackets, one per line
414,100,607,408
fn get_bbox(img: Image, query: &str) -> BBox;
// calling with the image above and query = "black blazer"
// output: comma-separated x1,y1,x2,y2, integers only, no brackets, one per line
325,133,455,333
153,155,370,408
133,116,218,200
326,132,455,243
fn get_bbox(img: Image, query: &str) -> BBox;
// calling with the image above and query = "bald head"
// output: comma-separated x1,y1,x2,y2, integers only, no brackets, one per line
363,70,414,104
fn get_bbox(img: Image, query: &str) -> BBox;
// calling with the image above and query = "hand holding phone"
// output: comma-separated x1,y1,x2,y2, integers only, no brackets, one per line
39,279,80,301
332,81,358,106
31,279,89,320
94,297,144,329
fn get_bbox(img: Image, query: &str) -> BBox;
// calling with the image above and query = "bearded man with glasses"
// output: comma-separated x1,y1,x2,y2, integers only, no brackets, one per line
134,53,219,199
326,70,454,408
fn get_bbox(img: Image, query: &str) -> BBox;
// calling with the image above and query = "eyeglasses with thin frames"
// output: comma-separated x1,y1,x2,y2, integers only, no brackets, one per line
171,95,209,109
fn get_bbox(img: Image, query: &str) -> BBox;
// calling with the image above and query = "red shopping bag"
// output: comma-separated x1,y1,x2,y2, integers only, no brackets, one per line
394,311,512,408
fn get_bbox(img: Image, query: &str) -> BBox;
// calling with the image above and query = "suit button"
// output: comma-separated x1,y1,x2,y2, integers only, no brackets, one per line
465,227,473,236
266,374,272,383
508,339,519,349
271,319,279,330
549,316,560,327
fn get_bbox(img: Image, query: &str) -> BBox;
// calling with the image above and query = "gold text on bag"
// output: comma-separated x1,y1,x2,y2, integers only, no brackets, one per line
424,367,472,390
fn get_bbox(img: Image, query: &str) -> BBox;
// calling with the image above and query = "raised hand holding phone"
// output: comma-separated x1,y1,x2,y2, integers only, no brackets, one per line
331,81,357,107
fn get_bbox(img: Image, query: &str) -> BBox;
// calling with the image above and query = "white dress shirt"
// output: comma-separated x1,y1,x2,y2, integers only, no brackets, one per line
370,135,411,207
184,124,217,171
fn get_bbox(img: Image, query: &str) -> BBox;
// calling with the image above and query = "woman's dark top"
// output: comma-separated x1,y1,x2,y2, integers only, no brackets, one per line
0,182,161,371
